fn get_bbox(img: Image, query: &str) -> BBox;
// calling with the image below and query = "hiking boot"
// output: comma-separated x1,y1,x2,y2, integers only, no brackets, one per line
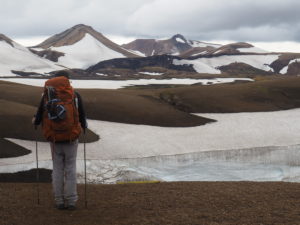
55,203,66,210
67,205,76,210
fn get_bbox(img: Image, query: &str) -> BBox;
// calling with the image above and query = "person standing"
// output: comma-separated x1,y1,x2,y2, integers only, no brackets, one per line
33,70,87,210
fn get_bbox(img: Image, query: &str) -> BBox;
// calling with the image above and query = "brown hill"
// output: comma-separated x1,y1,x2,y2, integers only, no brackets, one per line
33,24,138,58
210,42,254,56
122,34,192,56
160,76,300,113
286,60,300,75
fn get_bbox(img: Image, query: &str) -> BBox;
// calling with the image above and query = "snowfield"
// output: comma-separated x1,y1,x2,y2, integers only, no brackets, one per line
189,41,221,48
174,55,279,74
49,34,126,69
0,40,62,77
237,47,269,53
1,108,300,183
191,51,208,56
122,48,146,57
138,72,164,76
0,78,253,89
176,37,186,43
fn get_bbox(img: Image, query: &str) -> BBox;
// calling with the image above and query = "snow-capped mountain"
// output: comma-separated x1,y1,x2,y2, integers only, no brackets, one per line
174,43,300,75
0,34,63,77
1,24,300,77
121,36,300,75
31,24,140,69
122,34,221,57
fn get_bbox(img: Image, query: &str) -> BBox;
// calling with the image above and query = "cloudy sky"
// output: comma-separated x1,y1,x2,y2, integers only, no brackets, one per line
2,0,300,51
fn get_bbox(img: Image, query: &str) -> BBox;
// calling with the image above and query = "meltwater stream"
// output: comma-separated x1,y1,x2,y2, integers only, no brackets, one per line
1,144,300,184
77,145,300,184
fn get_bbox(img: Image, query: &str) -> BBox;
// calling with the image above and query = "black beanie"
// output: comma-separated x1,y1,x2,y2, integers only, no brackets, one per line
54,70,71,79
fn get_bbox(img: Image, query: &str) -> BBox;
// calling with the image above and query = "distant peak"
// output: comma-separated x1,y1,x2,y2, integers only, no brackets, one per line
72,24,92,29
231,42,254,48
34,24,103,48
171,34,188,43
69,24,95,33
0,33,14,46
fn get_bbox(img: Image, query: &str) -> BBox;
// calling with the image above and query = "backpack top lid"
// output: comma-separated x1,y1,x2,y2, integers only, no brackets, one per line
45,76,71,89
44,76,74,101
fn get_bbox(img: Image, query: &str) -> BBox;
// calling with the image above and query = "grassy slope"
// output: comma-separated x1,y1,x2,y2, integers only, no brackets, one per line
158,76,300,113
78,88,212,127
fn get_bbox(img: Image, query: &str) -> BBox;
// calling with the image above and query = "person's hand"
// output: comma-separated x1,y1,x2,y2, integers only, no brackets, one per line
31,117,36,125
32,117,38,130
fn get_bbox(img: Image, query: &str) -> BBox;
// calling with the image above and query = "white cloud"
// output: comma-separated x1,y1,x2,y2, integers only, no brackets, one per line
251,41,300,53
13,36,49,47
1,0,300,44
125,0,300,41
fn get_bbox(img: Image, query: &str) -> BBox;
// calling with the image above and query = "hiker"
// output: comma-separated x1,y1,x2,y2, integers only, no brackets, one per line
32,70,87,210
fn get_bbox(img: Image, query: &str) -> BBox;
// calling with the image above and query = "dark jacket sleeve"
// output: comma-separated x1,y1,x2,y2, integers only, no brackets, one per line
34,95,45,126
75,92,88,129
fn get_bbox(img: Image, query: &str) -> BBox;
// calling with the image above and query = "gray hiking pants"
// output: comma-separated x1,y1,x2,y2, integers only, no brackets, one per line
50,140,78,205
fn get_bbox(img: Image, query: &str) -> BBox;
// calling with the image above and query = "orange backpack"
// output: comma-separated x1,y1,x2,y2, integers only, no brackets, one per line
42,76,81,142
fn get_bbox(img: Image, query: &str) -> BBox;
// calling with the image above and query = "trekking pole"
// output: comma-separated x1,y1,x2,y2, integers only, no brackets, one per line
35,125,40,205
83,129,88,208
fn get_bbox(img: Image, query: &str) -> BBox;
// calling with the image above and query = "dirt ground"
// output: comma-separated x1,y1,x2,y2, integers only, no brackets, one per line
1,182,300,225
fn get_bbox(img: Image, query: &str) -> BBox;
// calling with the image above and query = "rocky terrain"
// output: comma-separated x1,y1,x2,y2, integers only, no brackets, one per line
1,182,300,225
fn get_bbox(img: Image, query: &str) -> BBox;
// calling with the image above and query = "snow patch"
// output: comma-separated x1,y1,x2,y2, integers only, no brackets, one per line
29,47,45,51
96,73,108,77
174,55,279,74
213,50,223,55
0,78,253,89
189,41,221,48
176,38,185,43
237,47,269,53
122,48,145,57
191,51,207,56
51,34,125,69
173,59,221,74
0,40,63,77
138,72,164,76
